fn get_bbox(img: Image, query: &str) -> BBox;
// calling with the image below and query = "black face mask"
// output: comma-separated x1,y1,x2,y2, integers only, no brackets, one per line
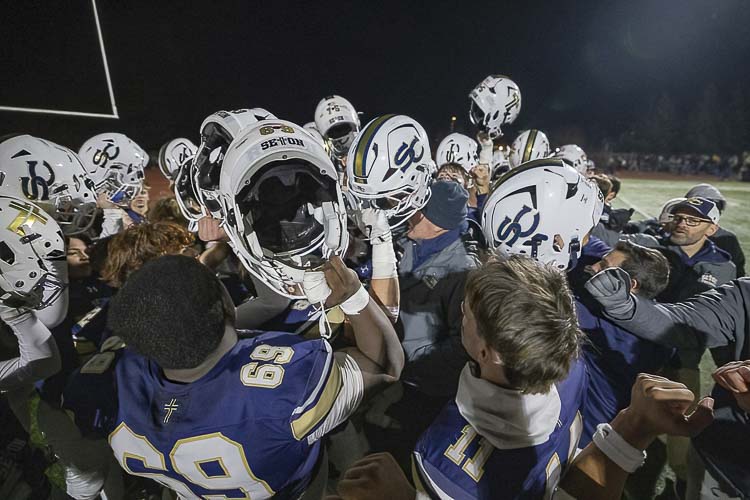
237,160,336,256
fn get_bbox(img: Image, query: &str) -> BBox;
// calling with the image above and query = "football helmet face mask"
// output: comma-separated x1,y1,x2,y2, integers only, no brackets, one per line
173,157,204,223
469,75,522,139
78,133,148,207
193,108,276,219
554,144,588,176
0,195,65,309
481,159,604,270
509,129,551,169
314,95,360,159
346,114,435,229
435,133,479,172
0,134,97,235
158,138,197,181
219,120,349,299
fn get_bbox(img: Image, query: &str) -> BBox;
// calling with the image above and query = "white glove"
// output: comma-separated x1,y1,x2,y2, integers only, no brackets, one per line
358,208,392,244
358,209,398,279
477,131,494,166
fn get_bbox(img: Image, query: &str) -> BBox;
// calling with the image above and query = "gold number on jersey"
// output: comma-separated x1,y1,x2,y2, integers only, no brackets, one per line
240,345,295,389
544,411,584,499
443,425,493,482
110,423,273,499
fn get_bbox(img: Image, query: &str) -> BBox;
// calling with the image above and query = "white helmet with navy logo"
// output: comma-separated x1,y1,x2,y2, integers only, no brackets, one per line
346,114,434,229
554,144,588,175
0,134,97,235
78,133,148,206
509,129,550,169
469,75,522,139
481,159,604,270
314,95,360,159
0,195,65,309
218,119,348,299
158,138,197,181
435,133,479,172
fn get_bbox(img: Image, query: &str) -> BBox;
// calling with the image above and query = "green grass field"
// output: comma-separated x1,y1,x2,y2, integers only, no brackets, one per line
612,177,750,252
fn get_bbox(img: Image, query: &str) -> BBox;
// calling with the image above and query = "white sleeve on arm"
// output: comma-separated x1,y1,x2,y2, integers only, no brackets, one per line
99,208,124,238
304,353,364,445
0,311,61,391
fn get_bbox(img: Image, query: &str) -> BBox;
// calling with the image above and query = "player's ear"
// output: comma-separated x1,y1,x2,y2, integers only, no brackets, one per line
630,277,641,295
705,224,718,237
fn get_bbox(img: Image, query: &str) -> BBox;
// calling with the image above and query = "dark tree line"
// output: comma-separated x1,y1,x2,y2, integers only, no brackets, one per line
613,83,749,154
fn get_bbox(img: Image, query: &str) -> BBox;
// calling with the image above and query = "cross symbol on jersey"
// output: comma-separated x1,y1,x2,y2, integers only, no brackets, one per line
163,399,179,424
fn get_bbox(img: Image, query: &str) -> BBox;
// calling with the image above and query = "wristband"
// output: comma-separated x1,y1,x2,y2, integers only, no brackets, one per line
371,241,398,279
479,143,493,166
592,423,647,473
339,285,370,316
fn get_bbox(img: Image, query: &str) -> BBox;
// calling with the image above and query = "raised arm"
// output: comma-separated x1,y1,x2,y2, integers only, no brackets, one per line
0,308,61,391
585,268,746,351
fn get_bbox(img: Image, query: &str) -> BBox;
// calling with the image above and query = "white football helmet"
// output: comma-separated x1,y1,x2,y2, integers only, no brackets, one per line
158,138,197,180
0,134,97,235
218,120,349,299
469,75,522,139
78,133,148,206
658,197,687,223
314,95,360,159
0,195,65,309
554,144,588,175
193,108,276,219
481,159,604,270
435,133,479,172
509,129,551,169
346,114,434,229
303,122,328,150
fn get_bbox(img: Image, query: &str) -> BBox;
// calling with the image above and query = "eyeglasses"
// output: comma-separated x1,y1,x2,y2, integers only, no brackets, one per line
665,214,711,227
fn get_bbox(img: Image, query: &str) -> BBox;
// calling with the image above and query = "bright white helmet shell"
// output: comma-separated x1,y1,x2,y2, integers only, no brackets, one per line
0,195,65,309
158,138,197,180
346,114,435,229
509,129,551,169
192,108,276,219
219,120,349,299
303,122,328,150
481,159,604,270
469,75,522,139
554,144,588,175
0,134,97,235
78,133,148,206
314,95,360,159
436,133,479,172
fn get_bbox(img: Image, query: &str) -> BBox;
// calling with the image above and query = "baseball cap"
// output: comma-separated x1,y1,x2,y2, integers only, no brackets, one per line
669,197,720,224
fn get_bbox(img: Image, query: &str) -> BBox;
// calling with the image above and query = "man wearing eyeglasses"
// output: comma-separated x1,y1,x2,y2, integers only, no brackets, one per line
658,197,736,303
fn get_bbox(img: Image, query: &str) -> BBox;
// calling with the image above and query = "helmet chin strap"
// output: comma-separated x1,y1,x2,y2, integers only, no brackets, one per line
310,201,344,254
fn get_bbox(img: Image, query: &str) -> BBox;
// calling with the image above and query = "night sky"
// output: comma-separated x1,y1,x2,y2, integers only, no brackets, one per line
2,0,749,154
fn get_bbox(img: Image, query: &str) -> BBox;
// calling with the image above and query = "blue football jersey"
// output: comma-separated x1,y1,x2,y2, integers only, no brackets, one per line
413,360,587,500
577,299,673,446
65,331,348,499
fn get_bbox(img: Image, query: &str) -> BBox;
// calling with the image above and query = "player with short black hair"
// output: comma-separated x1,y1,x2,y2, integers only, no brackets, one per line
64,254,403,499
